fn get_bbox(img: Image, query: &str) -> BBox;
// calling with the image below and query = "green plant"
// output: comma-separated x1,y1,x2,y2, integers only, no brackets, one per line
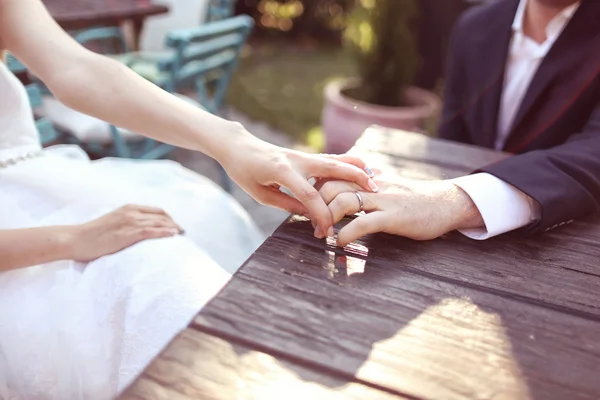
344,0,419,107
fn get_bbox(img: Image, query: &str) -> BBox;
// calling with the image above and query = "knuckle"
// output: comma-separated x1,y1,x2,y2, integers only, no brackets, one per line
273,160,291,177
322,160,339,171
140,227,156,237
125,212,139,224
319,182,335,199
298,187,320,202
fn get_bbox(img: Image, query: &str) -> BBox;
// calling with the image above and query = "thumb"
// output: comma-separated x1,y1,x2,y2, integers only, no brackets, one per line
337,212,387,247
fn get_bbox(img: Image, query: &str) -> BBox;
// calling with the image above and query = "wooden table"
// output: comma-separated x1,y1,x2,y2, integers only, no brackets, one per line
121,127,600,400
43,0,169,50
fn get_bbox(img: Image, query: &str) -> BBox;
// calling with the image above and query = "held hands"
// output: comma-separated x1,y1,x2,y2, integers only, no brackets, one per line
217,131,379,238
315,175,485,246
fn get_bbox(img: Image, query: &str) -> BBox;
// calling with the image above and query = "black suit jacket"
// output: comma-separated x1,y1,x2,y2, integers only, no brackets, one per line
439,0,600,234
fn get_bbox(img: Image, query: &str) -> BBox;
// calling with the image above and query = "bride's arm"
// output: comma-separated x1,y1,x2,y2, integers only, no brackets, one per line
0,0,239,160
0,227,73,270
0,205,184,271
0,0,379,238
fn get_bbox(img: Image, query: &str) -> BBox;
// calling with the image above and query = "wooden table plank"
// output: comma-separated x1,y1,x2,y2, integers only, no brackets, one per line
124,128,600,399
193,236,600,400
43,0,169,29
120,329,407,400
273,216,600,318
43,0,169,49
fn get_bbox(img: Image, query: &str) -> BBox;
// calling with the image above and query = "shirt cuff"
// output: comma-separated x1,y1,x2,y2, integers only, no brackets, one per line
450,173,540,240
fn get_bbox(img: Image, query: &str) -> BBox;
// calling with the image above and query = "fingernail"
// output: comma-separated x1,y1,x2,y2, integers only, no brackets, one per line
368,178,379,192
169,228,179,235
365,166,374,177
327,226,335,237
180,229,186,235
314,226,324,239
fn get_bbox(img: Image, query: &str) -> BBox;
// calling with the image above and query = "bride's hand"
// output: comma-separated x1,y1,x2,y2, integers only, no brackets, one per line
219,134,379,238
67,205,184,262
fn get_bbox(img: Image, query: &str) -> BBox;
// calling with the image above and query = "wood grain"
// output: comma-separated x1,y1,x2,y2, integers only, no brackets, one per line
124,128,600,399
120,329,406,400
274,217,600,318
194,236,600,400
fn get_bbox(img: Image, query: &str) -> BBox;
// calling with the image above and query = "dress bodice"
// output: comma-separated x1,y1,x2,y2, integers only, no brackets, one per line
0,61,41,158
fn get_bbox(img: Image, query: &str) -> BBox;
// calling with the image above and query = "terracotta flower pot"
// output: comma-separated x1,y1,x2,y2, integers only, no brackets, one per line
321,78,441,154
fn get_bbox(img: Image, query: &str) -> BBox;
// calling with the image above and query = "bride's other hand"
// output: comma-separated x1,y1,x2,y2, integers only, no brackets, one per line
219,133,378,239
68,205,184,262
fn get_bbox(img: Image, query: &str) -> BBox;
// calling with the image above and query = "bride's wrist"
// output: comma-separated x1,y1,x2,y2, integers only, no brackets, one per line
53,225,78,261
211,122,264,166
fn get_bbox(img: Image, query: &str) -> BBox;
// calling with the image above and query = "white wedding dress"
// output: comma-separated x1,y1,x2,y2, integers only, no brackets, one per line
0,62,264,399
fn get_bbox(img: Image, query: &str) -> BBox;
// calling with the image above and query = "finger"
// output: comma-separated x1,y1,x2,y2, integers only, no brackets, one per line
138,215,183,232
258,187,309,216
337,212,388,247
280,172,333,238
308,157,379,193
320,154,371,175
133,227,180,243
130,204,169,215
318,180,362,204
327,192,367,223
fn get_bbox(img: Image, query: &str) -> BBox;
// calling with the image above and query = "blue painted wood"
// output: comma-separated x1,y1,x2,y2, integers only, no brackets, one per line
206,0,237,22
5,53,27,74
6,55,59,144
161,15,254,114
37,17,251,191
73,27,176,159
24,84,59,145
72,27,130,54
158,15,253,192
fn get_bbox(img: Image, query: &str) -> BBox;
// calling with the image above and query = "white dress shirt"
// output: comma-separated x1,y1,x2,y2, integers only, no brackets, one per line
451,0,580,240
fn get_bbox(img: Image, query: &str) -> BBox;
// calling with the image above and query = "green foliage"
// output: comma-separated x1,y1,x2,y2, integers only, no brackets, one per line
344,0,419,107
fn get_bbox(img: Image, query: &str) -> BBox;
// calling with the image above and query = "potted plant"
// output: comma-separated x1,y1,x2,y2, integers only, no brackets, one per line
322,0,441,153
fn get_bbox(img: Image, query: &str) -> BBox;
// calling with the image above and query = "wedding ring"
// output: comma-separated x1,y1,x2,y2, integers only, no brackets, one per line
353,191,364,213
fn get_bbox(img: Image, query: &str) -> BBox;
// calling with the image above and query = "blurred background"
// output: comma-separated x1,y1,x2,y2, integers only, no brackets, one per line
224,0,479,151
11,0,489,233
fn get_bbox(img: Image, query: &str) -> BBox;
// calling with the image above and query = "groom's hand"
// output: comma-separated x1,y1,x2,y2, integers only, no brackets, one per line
219,133,379,239
316,177,484,246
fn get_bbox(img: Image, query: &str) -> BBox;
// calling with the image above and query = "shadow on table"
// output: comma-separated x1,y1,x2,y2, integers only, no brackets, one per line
197,216,599,400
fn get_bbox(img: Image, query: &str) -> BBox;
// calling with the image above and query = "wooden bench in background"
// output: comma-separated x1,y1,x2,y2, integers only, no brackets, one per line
121,127,600,400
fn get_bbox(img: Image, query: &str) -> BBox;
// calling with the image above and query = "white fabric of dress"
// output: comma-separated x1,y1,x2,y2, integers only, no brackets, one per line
0,61,264,399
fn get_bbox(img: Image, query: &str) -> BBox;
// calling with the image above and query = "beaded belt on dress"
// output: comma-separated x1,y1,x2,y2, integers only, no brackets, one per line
0,150,44,169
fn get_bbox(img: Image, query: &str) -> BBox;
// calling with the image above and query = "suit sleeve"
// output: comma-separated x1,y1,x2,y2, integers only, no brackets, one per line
451,173,540,239
437,15,471,144
481,100,600,233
